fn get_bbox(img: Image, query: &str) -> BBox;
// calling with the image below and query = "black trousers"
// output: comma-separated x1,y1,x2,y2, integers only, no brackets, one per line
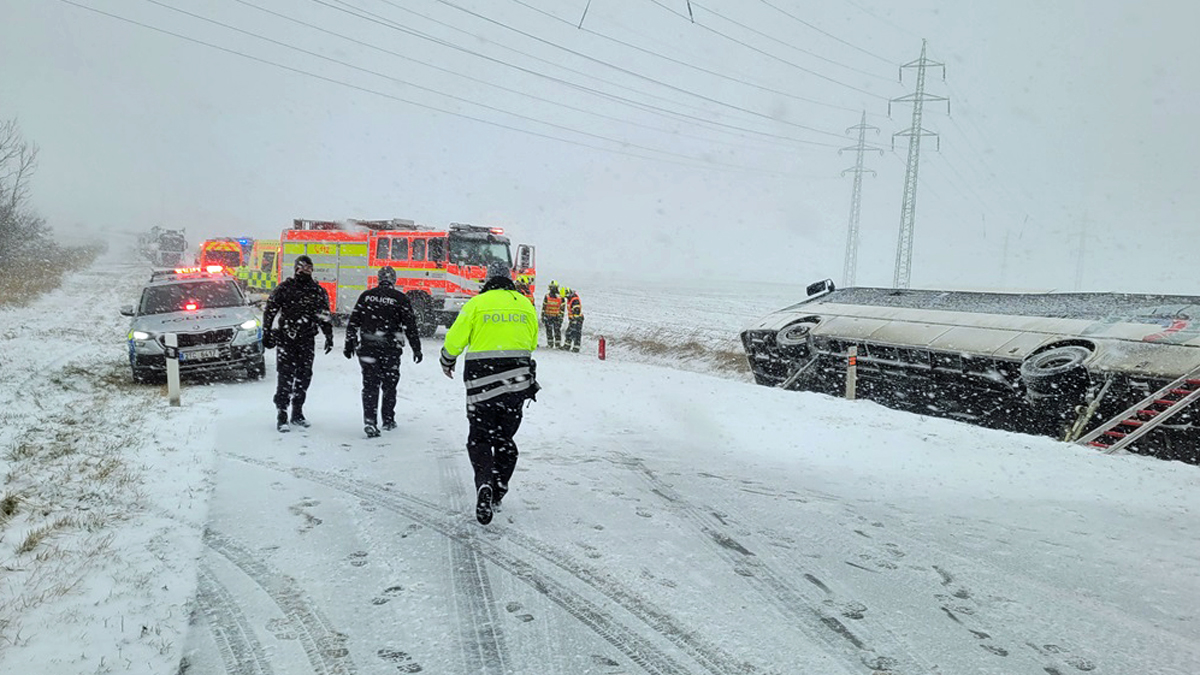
274,338,315,412
542,315,563,346
565,318,583,351
358,348,401,425
466,393,524,496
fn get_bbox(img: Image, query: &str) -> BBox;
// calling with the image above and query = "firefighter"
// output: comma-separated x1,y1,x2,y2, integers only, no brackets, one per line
564,287,584,353
343,266,423,438
261,255,334,432
540,280,565,349
515,273,535,306
440,261,539,525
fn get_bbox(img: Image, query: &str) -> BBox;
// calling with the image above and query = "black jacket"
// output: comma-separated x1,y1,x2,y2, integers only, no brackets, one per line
262,274,334,342
344,283,422,355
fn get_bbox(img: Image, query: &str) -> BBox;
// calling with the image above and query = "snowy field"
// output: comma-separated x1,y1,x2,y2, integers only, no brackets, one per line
2,252,1200,674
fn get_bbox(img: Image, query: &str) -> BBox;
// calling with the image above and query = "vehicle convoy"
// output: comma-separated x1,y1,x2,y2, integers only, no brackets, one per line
120,267,265,383
278,218,536,336
742,280,1200,461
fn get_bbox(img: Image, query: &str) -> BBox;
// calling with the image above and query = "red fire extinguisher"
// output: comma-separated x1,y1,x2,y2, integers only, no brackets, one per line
598,335,606,360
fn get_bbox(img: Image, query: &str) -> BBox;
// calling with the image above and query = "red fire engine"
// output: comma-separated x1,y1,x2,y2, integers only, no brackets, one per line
278,219,536,336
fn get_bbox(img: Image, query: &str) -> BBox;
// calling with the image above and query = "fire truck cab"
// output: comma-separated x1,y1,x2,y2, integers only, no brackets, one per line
279,219,535,336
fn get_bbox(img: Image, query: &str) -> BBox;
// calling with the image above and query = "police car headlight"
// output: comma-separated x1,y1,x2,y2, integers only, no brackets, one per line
239,319,259,331
131,330,152,341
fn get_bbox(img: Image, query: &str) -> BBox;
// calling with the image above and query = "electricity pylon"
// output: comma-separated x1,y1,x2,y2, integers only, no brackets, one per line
889,40,949,288
840,111,883,287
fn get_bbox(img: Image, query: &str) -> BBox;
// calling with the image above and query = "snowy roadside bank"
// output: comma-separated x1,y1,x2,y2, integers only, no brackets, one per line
0,252,217,671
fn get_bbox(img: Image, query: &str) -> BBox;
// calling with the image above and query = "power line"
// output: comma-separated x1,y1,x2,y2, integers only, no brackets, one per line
689,1,893,82
229,0,808,156
506,0,873,116
326,0,852,149
140,0,794,171
755,0,894,64
57,0,782,174
426,0,862,140
646,0,889,100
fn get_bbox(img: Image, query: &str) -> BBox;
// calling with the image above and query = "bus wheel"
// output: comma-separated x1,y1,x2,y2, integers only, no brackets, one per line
1021,345,1092,402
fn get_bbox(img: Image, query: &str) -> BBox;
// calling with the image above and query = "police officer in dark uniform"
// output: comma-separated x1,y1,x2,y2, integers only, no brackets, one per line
440,261,539,525
343,266,423,438
262,255,334,432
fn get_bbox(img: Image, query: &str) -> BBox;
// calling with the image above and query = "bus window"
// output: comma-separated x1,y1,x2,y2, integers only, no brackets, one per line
412,239,426,262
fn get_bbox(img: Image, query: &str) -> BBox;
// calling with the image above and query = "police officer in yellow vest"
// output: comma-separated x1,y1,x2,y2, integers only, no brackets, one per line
440,260,540,524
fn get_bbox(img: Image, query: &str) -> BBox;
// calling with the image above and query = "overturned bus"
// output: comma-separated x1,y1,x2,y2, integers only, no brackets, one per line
741,280,1200,462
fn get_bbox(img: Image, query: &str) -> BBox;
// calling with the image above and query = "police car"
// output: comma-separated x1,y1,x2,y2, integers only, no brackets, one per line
121,266,265,383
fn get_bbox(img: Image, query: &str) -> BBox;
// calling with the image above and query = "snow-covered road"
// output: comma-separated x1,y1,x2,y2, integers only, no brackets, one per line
3,257,1200,674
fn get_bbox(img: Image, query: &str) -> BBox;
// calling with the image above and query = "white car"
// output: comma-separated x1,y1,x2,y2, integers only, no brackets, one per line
121,267,265,383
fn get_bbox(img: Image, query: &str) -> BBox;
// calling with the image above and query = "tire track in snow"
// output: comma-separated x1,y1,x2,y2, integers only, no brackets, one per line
230,453,750,675
195,562,277,675
615,451,933,675
204,528,357,675
437,451,510,675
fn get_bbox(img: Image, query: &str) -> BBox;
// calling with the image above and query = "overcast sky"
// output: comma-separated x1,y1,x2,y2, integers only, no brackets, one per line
2,0,1198,291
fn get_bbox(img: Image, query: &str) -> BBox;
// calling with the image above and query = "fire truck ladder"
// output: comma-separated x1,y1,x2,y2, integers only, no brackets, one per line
1076,367,1200,454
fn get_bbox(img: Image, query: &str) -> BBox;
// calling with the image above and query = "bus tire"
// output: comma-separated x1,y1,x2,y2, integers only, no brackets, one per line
1020,345,1092,400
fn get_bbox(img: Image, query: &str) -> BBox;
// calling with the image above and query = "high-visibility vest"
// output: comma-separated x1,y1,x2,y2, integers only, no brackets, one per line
542,294,564,317
567,294,582,319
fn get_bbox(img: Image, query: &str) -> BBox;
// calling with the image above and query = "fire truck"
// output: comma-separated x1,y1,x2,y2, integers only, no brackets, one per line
278,219,536,336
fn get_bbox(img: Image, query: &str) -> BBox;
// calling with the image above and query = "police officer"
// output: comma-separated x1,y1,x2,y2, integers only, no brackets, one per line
262,255,334,432
540,280,565,349
564,287,584,352
343,266,423,438
440,261,539,525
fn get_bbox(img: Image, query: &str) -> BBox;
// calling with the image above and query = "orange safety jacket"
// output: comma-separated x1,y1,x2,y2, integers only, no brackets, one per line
566,294,582,320
542,294,565,317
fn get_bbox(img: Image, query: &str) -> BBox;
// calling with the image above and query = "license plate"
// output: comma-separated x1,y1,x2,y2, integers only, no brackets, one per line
181,348,221,361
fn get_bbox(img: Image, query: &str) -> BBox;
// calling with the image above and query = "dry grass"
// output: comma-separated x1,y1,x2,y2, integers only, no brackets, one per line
608,329,751,376
0,244,105,307
15,516,76,555
0,492,18,526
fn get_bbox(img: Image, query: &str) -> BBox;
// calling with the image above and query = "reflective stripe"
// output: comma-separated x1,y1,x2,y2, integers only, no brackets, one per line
465,366,530,388
467,379,532,404
464,349,532,360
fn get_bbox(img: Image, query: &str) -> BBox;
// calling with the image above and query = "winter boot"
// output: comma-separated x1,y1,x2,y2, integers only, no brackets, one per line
291,405,309,428
364,424,380,438
276,409,290,433
475,485,494,525
382,419,397,431
492,480,507,508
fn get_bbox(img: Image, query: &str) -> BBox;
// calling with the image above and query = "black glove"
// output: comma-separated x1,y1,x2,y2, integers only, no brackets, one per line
261,329,275,350
324,337,333,355
412,350,423,364
343,346,354,359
